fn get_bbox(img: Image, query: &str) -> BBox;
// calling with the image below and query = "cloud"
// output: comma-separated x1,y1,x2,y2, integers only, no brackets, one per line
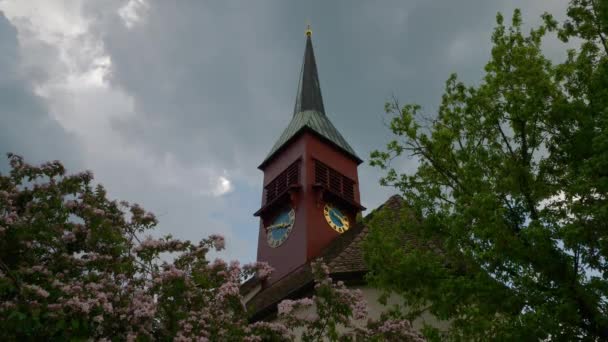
0,10,81,170
118,0,148,29
212,175,233,197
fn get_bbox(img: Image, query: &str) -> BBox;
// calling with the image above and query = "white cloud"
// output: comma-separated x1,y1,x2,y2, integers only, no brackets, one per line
0,1,239,262
0,0,89,40
0,0,232,197
118,0,148,29
212,175,233,197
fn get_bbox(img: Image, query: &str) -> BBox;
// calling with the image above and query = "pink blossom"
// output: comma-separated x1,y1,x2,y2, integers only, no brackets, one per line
255,262,273,280
278,297,314,316
351,289,367,320
62,231,76,243
30,265,48,275
92,208,105,216
103,302,114,313
5,211,18,224
126,332,137,342
208,234,225,251
160,265,186,281
377,319,425,341
24,284,50,298
80,302,91,313
217,281,240,299
131,291,156,320
250,322,292,339
278,299,296,315
78,170,94,182
47,304,61,311
210,258,227,269
136,236,163,251
174,334,193,342
143,212,157,223
297,297,314,306
65,200,78,209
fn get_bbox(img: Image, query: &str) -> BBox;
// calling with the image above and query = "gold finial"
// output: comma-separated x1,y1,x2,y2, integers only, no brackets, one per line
305,23,312,37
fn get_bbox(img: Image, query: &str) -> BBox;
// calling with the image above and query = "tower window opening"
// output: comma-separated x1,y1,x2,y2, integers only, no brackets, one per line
265,160,301,204
314,159,356,201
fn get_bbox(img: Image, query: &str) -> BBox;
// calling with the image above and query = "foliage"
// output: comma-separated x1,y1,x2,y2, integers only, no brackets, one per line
366,1,608,341
0,154,422,341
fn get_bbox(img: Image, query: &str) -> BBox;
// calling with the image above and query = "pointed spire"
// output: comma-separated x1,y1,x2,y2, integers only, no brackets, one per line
293,25,325,116
259,26,362,168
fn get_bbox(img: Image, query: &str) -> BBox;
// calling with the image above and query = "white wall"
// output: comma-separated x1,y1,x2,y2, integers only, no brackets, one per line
272,285,450,340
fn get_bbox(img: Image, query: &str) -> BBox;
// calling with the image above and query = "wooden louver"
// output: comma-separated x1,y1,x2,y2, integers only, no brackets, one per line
265,160,301,204
314,160,355,201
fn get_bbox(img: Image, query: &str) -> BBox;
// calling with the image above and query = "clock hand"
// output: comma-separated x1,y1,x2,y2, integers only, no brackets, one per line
267,222,289,231
333,211,349,227
331,210,347,224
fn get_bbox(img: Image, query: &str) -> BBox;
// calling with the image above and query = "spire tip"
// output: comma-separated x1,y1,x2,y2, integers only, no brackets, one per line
305,24,312,37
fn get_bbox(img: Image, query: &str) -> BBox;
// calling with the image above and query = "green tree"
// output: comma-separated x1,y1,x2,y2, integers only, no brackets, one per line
366,1,608,340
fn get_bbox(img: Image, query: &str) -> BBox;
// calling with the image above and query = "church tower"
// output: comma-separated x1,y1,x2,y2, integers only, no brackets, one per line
254,27,365,284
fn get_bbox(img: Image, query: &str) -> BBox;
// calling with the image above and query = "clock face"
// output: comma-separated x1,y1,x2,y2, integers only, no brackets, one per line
266,207,295,248
324,204,350,233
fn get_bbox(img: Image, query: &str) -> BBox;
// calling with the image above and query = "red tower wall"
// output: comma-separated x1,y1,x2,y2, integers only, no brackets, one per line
257,131,361,284
257,134,308,283
302,132,360,260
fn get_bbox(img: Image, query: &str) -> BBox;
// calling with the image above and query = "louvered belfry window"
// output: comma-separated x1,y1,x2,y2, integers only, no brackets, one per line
314,160,355,201
265,160,301,204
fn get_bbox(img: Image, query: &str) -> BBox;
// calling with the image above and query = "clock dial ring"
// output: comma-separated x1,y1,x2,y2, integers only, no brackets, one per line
265,207,295,248
323,204,350,234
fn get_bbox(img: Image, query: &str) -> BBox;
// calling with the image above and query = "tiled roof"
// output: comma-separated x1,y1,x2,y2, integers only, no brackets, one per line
243,194,409,321
326,194,406,274
245,265,315,322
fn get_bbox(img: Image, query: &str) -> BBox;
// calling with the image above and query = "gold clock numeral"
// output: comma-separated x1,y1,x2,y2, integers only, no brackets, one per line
266,208,296,248
323,204,349,234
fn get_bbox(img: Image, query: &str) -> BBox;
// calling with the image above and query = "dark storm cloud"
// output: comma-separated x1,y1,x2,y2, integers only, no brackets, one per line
0,0,570,264
87,2,294,181
0,12,81,171
89,0,568,208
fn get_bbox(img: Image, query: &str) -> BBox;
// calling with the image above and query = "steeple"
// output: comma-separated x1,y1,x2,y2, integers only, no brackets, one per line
294,26,325,115
259,27,361,169
254,27,365,285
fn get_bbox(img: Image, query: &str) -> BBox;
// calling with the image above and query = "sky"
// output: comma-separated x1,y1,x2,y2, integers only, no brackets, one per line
0,0,570,263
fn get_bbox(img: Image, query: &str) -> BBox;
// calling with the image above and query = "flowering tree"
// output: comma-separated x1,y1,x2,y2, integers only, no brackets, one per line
0,154,423,341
